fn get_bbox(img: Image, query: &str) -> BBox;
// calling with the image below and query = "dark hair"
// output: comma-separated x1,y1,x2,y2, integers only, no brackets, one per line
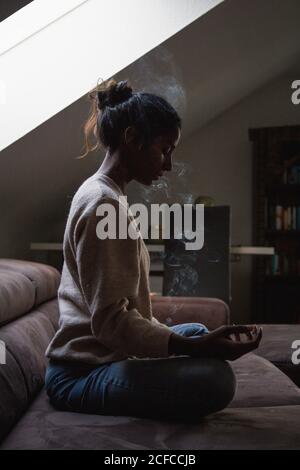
78,78,181,158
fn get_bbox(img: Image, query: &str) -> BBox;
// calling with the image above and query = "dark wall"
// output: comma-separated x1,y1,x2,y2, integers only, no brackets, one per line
0,0,33,22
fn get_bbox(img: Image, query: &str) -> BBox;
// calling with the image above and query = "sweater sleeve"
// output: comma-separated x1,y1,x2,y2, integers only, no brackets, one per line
74,197,172,358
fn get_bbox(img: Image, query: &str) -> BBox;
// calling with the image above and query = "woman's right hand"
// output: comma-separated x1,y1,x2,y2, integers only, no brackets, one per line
189,325,263,361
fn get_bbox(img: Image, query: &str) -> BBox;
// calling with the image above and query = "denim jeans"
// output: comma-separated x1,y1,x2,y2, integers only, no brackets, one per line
45,322,236,422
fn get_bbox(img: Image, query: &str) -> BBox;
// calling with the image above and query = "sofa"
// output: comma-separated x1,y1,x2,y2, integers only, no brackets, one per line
0,259,300,450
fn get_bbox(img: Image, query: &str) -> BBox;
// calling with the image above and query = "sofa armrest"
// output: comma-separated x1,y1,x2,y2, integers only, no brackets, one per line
150,295,230,331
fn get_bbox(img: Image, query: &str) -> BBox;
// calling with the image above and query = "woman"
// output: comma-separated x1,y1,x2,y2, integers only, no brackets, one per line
45,78,262,422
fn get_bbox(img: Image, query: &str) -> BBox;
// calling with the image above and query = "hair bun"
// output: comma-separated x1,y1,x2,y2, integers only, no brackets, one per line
97,79,133,110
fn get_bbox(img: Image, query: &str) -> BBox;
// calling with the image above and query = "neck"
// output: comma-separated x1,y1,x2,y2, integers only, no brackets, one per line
99,149,130,194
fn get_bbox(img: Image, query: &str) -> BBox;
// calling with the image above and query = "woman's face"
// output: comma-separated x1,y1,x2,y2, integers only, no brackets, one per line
125,127,181,186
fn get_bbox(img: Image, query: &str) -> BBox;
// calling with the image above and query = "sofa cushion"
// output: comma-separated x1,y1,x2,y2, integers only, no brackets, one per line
0,302,57,398
34,299,60,332
0,259,60,309
229,353,300,408
2,351,300,449
0,271,35,325
0,350,28,442
0,300,58,440
151,296,229,330
1,389,300,450
255,324,300,387
164,405,300,450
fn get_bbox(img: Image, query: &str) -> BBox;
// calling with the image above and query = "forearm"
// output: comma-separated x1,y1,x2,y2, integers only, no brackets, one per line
168,332,200,356
168,325,263,361
92,301,173,358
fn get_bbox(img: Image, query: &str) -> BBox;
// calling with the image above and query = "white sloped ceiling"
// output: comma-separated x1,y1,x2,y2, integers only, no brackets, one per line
0,0,223,151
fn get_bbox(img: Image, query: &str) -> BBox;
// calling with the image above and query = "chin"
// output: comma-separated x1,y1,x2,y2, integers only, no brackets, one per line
137,176,153,186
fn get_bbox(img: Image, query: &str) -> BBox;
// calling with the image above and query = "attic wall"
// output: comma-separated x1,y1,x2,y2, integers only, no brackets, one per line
177,66,300,323
0,96,101,260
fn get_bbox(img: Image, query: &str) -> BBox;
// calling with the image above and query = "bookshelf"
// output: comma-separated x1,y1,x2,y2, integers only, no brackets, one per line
249,125,300,324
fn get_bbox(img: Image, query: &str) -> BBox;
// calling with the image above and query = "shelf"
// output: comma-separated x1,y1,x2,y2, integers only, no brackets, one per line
230,246,274,255
251,126,300,323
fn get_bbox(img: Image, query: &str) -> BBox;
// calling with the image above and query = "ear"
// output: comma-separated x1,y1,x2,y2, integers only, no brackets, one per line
124,126,142,149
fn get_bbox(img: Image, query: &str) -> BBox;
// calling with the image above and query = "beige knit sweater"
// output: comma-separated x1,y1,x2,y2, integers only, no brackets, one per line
46,169,172,365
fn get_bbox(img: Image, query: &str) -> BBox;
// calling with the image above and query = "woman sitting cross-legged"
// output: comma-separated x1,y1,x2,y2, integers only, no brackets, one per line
45,78,262,423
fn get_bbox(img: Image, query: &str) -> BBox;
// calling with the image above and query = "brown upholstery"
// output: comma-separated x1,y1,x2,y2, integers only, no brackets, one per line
0,300,59,441
0,259,60,310
151,295,229,330
0,302,58,398
0,260,60,441
0,271,35,325
255,324,300,387
229,353,300,408
1,259,300,449
2,387,300,450
0,349,28,442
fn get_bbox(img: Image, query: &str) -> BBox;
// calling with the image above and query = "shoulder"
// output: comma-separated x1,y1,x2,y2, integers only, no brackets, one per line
64,174,138,247
72,173,119,212
67,173,124,227
73,196,140,248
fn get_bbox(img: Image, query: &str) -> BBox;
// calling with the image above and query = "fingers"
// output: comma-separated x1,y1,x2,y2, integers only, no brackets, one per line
234,332,241,342
226,325,257,336
227,326,263,360
230,324,262,340
230,324,241,342
250,326,262,342
244,325,257,342
245,325,255,340
207,325,263,350
254,326,263,345
242,326,263,351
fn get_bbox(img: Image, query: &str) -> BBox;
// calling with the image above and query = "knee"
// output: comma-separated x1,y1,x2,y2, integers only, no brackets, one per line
207,359,236,413
183,358,236,421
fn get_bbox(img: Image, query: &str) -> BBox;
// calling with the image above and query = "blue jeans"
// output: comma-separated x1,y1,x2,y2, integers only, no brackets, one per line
45,323,236,422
